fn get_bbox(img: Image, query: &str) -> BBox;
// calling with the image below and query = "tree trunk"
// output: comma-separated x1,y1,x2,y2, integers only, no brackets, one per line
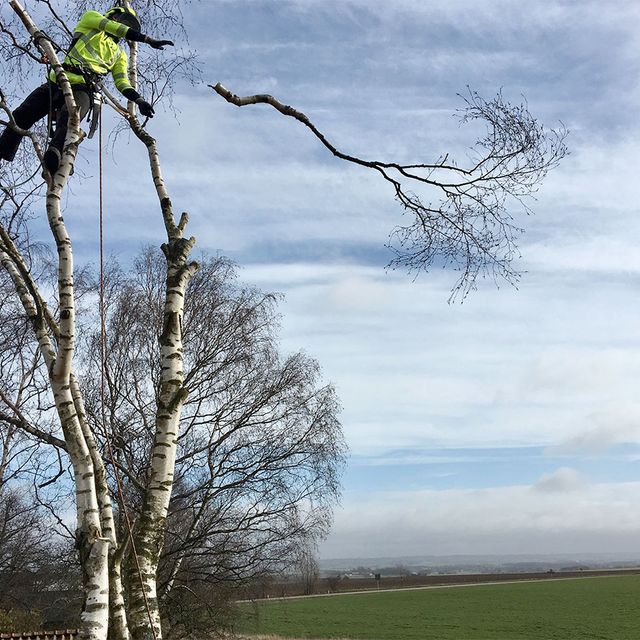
128,239,197,640
122,116,198,640
110,547,131,640
7,6,112,639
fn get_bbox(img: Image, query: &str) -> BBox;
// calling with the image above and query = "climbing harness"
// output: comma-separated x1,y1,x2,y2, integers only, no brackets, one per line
59,62,104,139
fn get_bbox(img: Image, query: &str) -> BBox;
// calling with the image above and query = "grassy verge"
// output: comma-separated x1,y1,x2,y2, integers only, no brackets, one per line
236,575,640,639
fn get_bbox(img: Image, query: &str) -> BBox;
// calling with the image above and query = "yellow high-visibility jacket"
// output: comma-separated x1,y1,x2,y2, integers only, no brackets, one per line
48,11,133,93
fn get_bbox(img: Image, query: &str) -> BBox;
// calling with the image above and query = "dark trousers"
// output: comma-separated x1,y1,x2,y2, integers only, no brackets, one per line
0,82,91,161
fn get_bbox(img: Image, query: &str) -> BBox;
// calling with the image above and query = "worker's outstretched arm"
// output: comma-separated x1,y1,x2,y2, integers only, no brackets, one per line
112,51,155,117
77,11,132,40
125,29,174,50
78,11,174,49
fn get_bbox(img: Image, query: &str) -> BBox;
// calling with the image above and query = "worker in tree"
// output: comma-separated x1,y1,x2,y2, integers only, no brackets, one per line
0,6,173,173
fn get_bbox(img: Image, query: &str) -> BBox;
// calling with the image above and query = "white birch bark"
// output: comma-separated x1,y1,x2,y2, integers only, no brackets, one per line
70,371,130,640
125,121,198,640
110,544,131,640
7,5,111,640
6,6,199,639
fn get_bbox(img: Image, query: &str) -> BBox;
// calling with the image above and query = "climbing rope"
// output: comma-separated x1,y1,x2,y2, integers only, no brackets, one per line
97,110,158,640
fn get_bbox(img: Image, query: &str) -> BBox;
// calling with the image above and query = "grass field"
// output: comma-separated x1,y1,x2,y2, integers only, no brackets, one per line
236,575,640,639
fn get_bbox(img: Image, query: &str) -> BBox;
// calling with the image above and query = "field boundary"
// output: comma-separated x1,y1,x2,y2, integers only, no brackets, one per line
238,569,640,603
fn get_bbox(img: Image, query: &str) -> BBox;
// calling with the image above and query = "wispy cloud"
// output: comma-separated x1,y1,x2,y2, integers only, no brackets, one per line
548,408,640,455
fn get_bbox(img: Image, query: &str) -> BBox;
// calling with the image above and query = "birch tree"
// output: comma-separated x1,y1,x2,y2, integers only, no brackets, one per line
0,3,341,639
0,2,566,640
0,3,199,639
77,248,343,638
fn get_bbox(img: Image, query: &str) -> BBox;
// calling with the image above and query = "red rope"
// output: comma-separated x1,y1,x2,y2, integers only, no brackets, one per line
98,108,159,640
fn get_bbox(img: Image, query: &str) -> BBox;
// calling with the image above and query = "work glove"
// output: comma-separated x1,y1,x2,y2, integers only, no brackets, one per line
136,98,155,118
146,37,174,50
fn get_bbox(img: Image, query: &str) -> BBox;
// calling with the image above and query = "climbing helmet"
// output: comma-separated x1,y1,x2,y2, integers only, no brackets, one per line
106,6,141,31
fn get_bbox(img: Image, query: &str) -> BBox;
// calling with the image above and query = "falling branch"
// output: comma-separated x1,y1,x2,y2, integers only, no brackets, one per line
211,82,568,300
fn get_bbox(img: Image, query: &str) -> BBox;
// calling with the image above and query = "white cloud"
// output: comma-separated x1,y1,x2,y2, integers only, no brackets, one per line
321,480,640,558
326,275,395,313
549,408,640,454
514,350,640,401
526,237,640,275
533,467,584,493
233,260,640,453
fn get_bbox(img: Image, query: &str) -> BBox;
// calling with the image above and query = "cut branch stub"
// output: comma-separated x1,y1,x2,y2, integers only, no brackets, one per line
211,82,568,300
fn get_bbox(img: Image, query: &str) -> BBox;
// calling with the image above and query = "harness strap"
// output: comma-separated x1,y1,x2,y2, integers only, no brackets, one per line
62,62,102,87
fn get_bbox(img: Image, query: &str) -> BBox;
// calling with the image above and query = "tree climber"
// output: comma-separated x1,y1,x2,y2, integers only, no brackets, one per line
0,6,173,173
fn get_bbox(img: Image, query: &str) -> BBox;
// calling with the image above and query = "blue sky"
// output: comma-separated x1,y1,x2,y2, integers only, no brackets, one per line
5,0,640,559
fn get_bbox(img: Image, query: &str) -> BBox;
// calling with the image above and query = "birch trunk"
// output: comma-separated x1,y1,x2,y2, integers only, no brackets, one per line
125,123,198,640
7,5,112,640
110,546,131,640
6,6,199,639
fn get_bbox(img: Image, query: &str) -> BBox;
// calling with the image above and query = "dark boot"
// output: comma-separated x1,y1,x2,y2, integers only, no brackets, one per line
0,129,21,161
43,147,61,174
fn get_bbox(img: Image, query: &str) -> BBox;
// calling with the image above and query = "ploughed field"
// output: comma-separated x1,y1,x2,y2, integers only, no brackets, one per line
236,574,640,639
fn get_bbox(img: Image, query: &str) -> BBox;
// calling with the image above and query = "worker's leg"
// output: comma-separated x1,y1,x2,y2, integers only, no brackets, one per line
0,82,55,161
45,87,91,173
48,87,91,153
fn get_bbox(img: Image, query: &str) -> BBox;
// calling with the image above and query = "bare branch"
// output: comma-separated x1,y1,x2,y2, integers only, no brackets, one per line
0,405,67,451
211,83,568,300
0,20,41,62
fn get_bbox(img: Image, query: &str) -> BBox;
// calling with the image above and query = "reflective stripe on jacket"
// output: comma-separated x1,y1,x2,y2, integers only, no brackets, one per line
48,11,133,93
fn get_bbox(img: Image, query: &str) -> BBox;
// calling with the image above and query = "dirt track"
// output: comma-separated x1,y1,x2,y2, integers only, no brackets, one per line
241,567,640,601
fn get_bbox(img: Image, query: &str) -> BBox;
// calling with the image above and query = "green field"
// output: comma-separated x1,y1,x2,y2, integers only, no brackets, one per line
237,575,640,639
